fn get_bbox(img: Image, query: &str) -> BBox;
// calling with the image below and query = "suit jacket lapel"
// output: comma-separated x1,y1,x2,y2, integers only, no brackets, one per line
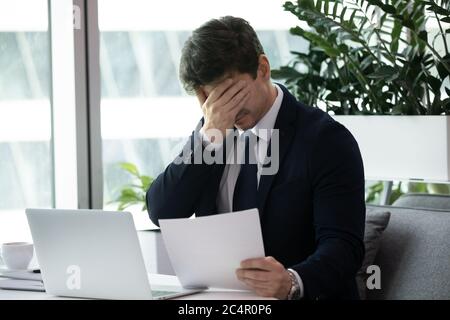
200,162,225,215
257,85,297,217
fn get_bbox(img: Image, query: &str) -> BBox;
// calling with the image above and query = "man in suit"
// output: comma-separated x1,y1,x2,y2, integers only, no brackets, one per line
147,16,366,300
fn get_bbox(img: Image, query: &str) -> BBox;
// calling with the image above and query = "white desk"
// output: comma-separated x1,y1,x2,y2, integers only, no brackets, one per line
0,273,274,300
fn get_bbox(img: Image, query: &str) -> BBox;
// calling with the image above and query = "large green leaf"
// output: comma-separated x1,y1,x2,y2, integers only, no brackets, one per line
290,26,341,57
140,175,154,191
418,30,428,42
390,19,403,54
427,75,442,93
271,66,303,79
367,65,399,81
119,162,140,177
118,188,139,200
437,54,450,78
111,162,154,212
426,2,450,16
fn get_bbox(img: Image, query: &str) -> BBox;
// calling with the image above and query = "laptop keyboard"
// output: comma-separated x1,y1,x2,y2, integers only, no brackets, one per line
151,290,178,298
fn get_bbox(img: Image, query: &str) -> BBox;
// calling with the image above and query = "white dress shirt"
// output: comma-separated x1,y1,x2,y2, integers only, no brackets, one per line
215,84,283,213
199,84,304,299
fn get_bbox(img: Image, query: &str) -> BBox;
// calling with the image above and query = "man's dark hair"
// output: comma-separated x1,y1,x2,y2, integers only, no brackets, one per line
179,16,265,94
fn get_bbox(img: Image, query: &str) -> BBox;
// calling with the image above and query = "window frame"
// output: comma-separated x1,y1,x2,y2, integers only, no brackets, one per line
71,0,103,209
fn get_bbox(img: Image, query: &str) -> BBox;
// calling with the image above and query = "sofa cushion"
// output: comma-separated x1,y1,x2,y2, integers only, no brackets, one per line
366,205,450,300
356,209,391,299
392,193,450,211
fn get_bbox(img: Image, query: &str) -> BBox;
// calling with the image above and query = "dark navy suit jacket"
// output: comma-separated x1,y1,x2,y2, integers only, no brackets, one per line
147,84,366,300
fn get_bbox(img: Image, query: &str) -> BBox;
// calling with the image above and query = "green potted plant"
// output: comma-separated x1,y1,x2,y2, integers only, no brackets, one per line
272,0,450,181
110,162,154,211
110,162,174,273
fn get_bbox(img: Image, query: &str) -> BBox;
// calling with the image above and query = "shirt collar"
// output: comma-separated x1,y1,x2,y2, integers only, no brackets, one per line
238,84,283,142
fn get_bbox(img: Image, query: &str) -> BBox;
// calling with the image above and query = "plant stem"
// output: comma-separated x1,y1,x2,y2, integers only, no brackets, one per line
414,30,450,73
342,51,384,112
435,12,449,55
351,0,397,64
420,62,433,112
331,57,351,113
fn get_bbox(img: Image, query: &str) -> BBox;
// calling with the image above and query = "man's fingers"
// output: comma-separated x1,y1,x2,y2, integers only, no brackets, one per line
242,278,268,290
218,80,248,106
226,90,251,120
206,78,234,103
227,86,251,110
228,95,250,125
240,257,275,271
236,268,270,281
196,88,207,105
255,289,274,298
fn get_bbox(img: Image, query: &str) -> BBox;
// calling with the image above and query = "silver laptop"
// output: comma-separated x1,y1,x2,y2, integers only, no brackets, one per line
26,208,203,300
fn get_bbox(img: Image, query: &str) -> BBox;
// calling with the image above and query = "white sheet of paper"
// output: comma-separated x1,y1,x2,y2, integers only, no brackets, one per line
0,279,45,292
159,208,265,290
0,270,42,282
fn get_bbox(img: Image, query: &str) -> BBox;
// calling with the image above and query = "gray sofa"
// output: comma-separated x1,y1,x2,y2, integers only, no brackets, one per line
392,193,450,211
366,203,450,300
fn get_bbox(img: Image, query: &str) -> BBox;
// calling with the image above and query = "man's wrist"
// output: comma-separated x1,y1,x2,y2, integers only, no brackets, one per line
200,124,227,145
286,269,302,300
199,126,223,147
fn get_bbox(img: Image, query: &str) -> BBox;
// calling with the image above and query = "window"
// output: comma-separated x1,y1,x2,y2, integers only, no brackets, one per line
0,0,52,243
98,0,305,228
0,0,79,244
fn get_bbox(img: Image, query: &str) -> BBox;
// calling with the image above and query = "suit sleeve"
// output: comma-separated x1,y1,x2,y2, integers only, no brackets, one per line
146,121,219,226
291,119,366,300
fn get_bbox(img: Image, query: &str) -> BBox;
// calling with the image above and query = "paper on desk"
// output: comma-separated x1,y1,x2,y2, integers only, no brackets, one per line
0,270,42,282
0,279,45,292
159,208,265,290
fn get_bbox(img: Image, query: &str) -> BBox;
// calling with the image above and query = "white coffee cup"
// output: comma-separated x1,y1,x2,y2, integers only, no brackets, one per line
0,242,34,270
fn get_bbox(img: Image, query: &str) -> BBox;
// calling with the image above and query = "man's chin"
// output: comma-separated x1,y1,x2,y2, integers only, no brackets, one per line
235,119,254,131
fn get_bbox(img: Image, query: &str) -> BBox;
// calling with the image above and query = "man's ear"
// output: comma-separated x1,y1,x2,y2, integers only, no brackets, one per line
257,54,271,80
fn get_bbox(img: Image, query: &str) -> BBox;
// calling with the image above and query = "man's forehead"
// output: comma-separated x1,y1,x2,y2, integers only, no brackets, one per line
202,72,249,92
205,73,235,88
